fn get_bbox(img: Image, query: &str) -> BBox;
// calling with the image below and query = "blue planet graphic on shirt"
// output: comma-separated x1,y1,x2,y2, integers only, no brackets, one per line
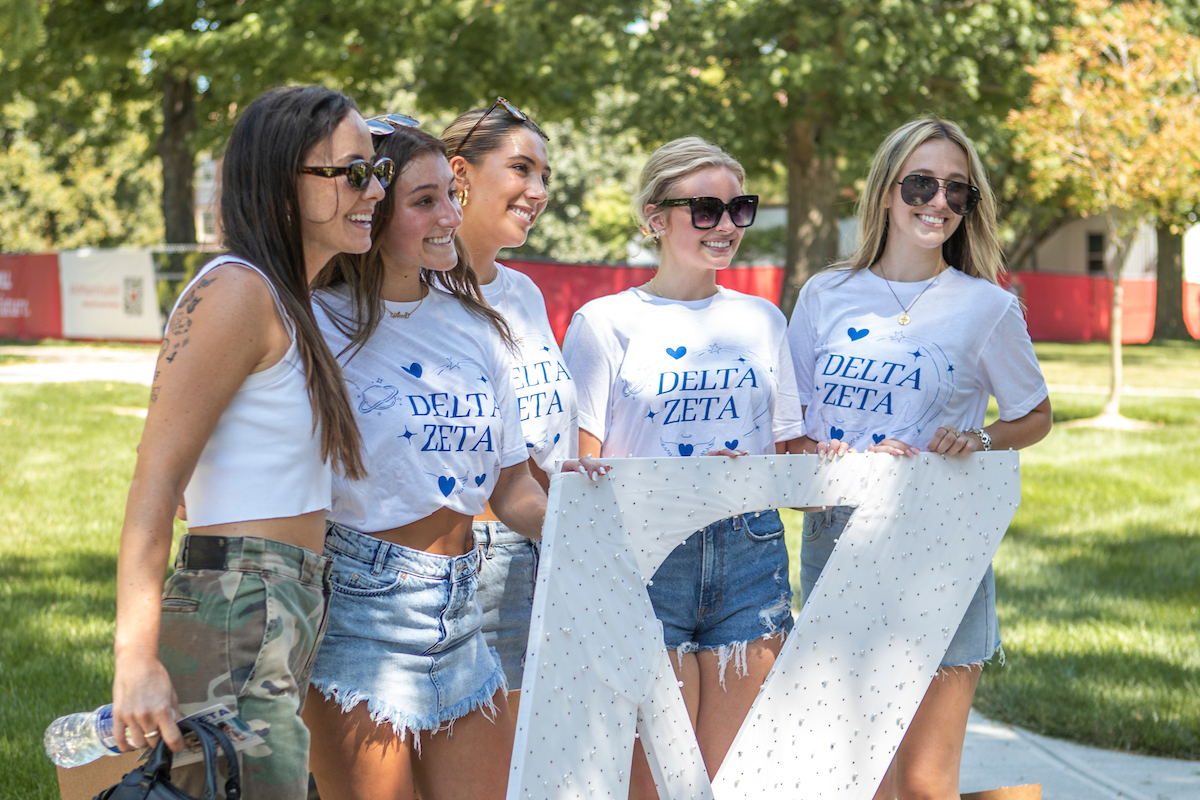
357,384,399,413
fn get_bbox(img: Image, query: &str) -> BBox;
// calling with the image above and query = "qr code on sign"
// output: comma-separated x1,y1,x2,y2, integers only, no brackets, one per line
123,277,143,316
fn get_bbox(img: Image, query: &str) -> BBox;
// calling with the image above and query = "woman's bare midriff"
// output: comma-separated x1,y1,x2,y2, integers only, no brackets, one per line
369,506,476,556
187,508,328,554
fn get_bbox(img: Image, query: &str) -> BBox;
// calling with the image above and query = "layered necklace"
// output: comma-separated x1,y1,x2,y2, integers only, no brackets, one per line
877,262,945,326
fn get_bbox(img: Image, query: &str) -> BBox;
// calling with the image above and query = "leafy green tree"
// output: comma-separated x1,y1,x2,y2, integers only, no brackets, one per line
1008,0,1200,418
618,0,1075,312
5,1,407,246
0,87,162,251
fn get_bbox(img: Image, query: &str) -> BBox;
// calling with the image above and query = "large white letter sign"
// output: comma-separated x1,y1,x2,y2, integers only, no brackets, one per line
509,453,1021,800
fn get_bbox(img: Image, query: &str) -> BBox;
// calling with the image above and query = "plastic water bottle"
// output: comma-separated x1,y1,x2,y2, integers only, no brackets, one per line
43,704,122,768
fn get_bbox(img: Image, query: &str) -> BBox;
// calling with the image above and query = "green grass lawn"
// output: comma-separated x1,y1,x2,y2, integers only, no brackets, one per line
2,343,1199,798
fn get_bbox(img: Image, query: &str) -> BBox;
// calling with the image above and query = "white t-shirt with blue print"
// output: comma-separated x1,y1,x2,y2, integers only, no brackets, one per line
315,284,528,533
477,264,578,472
563,287,805,458
787,267,1047,451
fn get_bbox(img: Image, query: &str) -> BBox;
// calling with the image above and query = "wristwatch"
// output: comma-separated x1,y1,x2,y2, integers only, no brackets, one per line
965,427,992,451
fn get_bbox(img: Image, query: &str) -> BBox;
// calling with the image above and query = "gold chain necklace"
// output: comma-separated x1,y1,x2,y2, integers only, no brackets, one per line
878,263,943,325
389,284,427,319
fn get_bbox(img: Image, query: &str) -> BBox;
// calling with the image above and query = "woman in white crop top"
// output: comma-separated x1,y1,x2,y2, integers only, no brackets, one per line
304,118,596,800
441,99,584,710
111,86,387,800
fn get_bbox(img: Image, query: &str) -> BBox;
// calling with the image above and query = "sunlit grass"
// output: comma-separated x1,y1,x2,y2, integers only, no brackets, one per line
3,362,1199,799
0,382,166,799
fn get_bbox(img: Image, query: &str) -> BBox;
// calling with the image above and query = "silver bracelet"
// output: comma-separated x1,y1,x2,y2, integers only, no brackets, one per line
965,427,992,451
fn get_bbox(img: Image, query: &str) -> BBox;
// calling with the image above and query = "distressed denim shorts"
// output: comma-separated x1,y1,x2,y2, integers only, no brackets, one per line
648,509,794,676
308,523,506,740
473,521,539,691
801,506,1001,668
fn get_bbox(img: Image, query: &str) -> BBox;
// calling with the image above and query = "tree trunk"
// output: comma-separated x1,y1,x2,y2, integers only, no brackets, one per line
779,118,839,317
1152,224,1190,341
1101,253,1125,418
156,70,197,245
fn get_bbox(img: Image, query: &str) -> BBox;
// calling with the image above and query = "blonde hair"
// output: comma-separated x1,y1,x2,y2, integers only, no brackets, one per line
632,137,746,248
837,117,1004,284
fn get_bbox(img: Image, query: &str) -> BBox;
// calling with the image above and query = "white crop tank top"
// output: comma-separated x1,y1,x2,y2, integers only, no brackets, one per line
174,256,332,527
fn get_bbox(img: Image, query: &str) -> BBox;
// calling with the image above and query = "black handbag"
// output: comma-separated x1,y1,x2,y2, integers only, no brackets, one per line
95,719,241,800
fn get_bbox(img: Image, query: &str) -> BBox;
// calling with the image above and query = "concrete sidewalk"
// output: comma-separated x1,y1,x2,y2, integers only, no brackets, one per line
962,710,1200,799
0,346,156,385
7,346,1200,799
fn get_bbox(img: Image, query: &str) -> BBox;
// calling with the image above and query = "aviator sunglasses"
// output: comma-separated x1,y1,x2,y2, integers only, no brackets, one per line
657,195,759,229
452,97,549,158
896,174,980,216
299,157,396,191
366,113,421,136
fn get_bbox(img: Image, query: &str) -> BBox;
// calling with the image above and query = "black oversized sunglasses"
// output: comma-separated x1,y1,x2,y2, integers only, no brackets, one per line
452,97,549,158
299,157,396,191
366,113,421,137
658,195,759,229
896,174,980,216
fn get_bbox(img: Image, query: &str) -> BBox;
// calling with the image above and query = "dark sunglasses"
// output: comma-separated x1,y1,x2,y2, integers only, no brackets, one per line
366,113,420,136
896,174,980,216
657,195,759,229
299,157,396,191
452,97,549,158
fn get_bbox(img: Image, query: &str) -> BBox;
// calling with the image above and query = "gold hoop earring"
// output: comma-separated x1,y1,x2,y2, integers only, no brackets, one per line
457,187,469,207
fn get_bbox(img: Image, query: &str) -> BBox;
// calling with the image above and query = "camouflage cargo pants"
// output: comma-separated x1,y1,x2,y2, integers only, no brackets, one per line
159,534,332,800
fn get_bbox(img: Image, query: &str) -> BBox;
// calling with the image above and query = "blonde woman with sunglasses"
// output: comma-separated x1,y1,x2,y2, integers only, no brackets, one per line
787,118,1051,800
562,136,806,797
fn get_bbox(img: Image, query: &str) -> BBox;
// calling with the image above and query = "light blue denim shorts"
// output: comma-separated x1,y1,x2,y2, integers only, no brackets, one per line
801,507,1001,668
308,523,506,740
648,510,794,680
473,521,539,691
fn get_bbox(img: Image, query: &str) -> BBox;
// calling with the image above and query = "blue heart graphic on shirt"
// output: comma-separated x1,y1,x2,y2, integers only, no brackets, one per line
553,433,561,444
666,346,687,360
678,443,694,456
402,362,422,378
437,476,456,496
873,434,886,444
830,426,844,440
725,440,739,450
848,328,869,341
475,474,487,487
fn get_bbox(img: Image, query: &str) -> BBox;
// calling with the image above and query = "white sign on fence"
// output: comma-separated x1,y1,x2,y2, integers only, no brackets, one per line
511,453,1021,800
59,248,161,341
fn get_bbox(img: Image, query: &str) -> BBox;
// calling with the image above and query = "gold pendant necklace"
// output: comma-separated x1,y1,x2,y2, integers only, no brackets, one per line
389,284,427,319
879,263,942,325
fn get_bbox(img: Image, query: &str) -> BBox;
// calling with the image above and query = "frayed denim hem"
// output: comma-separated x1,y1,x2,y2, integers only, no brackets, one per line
671,626,791,690
310,662,508,754
937,643,1005,677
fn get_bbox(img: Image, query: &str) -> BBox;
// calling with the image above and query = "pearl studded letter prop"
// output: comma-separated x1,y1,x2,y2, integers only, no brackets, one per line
510,453,1021,800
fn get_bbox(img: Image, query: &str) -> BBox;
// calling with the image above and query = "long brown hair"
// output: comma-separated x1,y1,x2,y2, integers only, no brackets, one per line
834,117,1004,284
220,85,365,479
314,124,515,356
